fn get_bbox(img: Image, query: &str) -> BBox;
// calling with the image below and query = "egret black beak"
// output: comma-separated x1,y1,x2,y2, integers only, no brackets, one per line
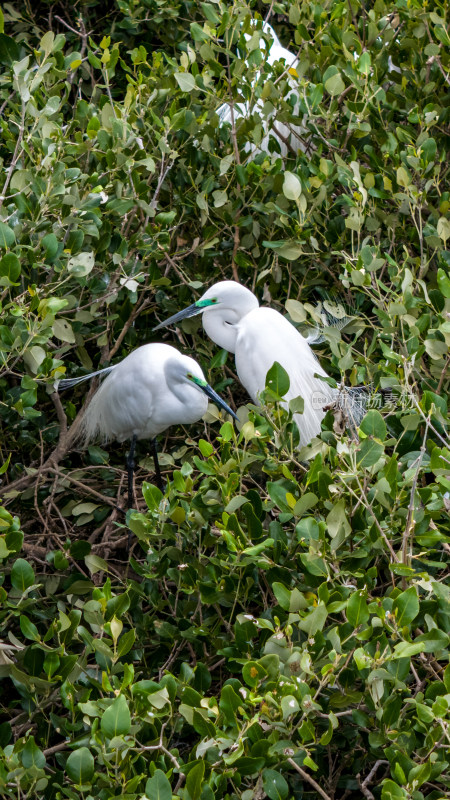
153,302,202,331
201,383,239,422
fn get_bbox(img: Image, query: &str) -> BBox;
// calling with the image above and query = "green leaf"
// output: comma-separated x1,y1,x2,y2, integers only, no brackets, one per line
198,438,213,457
117,629,136,658
267,482,292,513
67,252,94,277
359,410,387,440
0,453,11,474
242,660,268,688
326,500,351,541
52,319,76,343
11,558,35,591
0,253,20,284
100,694,131,738
265,361,290,397
42,233,59,260
43,651,60,678
174,72,197,92
65,747,95,784
436,268,450,297
21,736,45,769
142,482,163,510
289,395,305,414
186,761,205,800
263,240,304,260
437,217,450,244
281,694,300,719
381,779,408,799
201,2,220,23
414,628,449,652
285,299,307,322
293,492,318,516
347,590,370,627
145,769,172,800
356,439,384,468
0,222,15,248
396,166,411,187
325,72,345,95
262,769,289,800
283,171,301,201
393,587,419,627
0,33,20,66
39,31,55,54
298,602,328,636
84,554,109,575
272,582,291,610
19,614,40,641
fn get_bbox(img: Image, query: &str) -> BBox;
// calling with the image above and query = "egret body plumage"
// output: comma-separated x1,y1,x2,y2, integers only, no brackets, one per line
59,343,237,503
155,282,338,446
217,22,308,158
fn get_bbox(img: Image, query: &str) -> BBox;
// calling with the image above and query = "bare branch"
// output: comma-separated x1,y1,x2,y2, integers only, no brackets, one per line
287,759,332,800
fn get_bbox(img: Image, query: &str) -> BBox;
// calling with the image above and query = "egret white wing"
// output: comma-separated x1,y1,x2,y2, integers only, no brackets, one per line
235,307,336,444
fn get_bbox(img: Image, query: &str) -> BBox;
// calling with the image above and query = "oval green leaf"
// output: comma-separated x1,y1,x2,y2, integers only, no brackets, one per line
65,747,95,784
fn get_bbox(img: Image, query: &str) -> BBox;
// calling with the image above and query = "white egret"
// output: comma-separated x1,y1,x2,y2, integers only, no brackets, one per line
154,281,353,446
58,343,237,506
217,22,308,158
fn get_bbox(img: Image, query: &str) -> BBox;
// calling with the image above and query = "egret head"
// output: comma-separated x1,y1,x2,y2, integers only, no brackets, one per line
154,281,259,353
166,354,238,421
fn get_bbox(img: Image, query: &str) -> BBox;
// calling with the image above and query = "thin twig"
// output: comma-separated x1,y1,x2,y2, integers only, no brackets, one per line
108,295,152,361
401,415,430,586
287,759,332,800
46,467,124,511
436,354,449,394
0,101,26,212
357,760,389,800
43,741,70,757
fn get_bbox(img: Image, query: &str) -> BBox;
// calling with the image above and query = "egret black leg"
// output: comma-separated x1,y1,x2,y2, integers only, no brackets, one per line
151,438,165,493
127,434,137,510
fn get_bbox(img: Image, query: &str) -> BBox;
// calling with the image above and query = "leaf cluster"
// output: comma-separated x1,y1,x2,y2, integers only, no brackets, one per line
0,1,448,799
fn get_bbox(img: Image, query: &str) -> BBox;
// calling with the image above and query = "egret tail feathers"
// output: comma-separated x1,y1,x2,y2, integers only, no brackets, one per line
57,365,116,390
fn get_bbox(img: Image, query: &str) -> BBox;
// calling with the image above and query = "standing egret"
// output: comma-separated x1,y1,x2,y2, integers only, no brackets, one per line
217,22,308,158
58,343,237,506
154,281,343,446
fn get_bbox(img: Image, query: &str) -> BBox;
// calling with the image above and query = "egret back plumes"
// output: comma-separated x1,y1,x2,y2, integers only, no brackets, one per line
155,281,338,446
217,22,308,159
58,343,237,446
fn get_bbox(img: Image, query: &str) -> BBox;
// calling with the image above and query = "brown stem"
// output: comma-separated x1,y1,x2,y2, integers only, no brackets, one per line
0,101,26,212
357,760,389,800
437,355,449,394
232,220,240,283
224,51,241,167
108,295,152,361
401,416,430,586
46,467,123,510
287,759,332,800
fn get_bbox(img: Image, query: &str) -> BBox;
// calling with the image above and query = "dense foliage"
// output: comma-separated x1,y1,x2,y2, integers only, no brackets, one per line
0,1,449,799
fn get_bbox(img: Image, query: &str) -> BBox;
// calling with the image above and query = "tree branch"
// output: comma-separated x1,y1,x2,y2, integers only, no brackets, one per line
287,759,332,800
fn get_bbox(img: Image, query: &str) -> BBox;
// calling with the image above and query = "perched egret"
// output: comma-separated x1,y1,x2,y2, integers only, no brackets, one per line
58,343,238,505
217,22,308,158
154,281,353,446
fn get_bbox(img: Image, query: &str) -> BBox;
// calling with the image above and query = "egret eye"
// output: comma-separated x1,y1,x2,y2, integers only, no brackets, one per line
211,298,217,303
187,372,193,379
